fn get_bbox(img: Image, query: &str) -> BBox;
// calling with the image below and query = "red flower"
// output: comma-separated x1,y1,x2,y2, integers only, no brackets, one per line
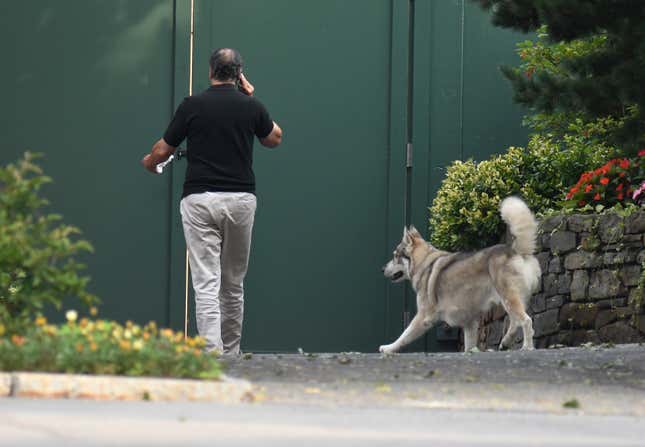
585,184,593,193
600,177,610,185
594,193,601,201
620,159,630,169
618,192,624,200
639,149,645,157
578,200,587,206
617,183,624,191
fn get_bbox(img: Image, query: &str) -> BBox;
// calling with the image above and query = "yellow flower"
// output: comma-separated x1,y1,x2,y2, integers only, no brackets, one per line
75,342,84,353
132,325,141,337
35,316,47,326
193,336,206,348
79,318,89,328
124,329,133,340
119,340,132,351
193,349,202,357
161,329,174,339
133,339,144,351
126,320,134,329
143,332,151,341
65,310,78,323
0,324,5,337
89,306,98,317
90,342,98,352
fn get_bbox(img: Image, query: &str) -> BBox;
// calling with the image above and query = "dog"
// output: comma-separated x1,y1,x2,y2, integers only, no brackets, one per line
381,197,541,353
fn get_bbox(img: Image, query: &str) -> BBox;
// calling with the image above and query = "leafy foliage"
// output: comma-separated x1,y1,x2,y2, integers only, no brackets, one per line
0,153,98,333
564,157,637,209
472,1,645,154
429,136,615,251
0,313,220,379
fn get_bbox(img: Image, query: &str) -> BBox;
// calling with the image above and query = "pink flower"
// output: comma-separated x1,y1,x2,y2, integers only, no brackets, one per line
632,181,645,200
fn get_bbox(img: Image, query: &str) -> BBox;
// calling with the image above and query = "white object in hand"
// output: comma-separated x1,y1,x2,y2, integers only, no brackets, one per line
155,155,175,174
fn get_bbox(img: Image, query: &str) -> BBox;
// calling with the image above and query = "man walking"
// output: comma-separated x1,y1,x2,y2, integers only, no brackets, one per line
142,48,282,354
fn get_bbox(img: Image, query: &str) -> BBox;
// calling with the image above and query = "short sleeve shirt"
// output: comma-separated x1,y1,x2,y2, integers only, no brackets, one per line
163,84,274,197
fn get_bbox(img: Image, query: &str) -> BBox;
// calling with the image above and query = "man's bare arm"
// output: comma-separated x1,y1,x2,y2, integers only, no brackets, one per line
141,138,177,174
260,122,283,148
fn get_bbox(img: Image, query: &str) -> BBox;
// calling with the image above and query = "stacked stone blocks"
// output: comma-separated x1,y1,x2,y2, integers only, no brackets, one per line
479,210,645,350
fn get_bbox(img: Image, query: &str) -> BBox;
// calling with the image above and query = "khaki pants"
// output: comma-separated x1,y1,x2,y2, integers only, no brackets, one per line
180,192,256,354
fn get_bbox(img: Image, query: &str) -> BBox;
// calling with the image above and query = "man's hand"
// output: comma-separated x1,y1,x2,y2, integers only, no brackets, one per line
238,73,254,96
141,153,158,174
141,139,177,174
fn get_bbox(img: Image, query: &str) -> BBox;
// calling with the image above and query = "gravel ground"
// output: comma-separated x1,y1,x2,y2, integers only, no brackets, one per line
220,344,645,415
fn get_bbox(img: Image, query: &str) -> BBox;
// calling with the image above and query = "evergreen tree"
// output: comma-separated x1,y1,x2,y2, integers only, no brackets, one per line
473,0,645,154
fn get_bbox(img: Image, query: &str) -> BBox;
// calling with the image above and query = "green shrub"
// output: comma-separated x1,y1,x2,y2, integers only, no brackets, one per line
0,313,220,379
429,136,615,251
0,153,98,334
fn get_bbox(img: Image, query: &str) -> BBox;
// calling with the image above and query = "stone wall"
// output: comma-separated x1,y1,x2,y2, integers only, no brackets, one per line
478,210,645,350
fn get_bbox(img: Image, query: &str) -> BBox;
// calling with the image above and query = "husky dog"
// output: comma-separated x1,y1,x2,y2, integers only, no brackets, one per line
381,197,541,353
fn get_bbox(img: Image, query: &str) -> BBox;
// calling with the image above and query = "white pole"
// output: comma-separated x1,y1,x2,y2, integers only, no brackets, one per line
184,0,195,341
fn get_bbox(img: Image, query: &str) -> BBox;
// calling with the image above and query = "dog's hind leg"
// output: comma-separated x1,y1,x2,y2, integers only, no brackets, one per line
498,293,534,350
499,319,519,350
493,274,535,350
463,320,480,352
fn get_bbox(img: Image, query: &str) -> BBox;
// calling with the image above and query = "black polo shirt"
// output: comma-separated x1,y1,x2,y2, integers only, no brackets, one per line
163,84,274,197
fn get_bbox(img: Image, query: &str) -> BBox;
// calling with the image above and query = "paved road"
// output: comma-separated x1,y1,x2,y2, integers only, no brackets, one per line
2,344,645,446
1,399,643,447
220,344,645,415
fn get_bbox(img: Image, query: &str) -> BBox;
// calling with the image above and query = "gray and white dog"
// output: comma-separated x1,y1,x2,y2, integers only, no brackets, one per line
381,197,541,353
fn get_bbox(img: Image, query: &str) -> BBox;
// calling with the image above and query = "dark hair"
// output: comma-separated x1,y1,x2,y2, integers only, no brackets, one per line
209,48,243,81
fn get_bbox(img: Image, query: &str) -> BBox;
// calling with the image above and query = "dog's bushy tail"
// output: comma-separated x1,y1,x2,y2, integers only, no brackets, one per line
500,197,538,256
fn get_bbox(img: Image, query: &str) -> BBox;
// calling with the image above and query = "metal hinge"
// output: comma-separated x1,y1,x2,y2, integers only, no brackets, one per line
406,142,413,168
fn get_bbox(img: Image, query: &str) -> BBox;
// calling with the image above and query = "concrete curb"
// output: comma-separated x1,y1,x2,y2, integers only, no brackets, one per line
0,372,254,403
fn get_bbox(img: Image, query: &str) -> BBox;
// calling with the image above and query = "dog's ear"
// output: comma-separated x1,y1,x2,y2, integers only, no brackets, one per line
408,225,422,240
402,226,411,244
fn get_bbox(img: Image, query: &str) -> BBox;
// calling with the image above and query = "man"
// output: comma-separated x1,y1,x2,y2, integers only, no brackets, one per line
142,48,282,354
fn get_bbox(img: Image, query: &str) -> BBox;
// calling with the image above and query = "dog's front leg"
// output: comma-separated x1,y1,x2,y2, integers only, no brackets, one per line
379,314,429,354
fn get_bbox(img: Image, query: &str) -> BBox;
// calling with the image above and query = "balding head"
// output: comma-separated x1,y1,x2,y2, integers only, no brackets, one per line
209,48,243,82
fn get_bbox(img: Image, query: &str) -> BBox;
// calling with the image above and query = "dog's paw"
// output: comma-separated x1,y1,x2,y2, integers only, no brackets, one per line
379,344,397,354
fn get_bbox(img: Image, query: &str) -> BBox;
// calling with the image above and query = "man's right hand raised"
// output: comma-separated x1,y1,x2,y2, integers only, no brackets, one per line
238,73,254,96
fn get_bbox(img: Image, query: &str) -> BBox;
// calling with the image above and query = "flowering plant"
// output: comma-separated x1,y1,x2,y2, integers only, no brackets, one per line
564,153,643,208
0,312,220,379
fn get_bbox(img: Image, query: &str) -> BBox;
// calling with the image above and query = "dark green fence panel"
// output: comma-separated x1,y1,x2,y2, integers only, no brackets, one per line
178,0,402,352
410,0,529,350
422,0,528,201
0,1,176,325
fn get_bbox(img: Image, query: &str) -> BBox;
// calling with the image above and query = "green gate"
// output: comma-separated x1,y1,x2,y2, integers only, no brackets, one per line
169,0,406,352
0,0,528,352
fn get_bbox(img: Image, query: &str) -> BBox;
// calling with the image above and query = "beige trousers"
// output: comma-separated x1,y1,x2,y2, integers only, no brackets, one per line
180,192,256,354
